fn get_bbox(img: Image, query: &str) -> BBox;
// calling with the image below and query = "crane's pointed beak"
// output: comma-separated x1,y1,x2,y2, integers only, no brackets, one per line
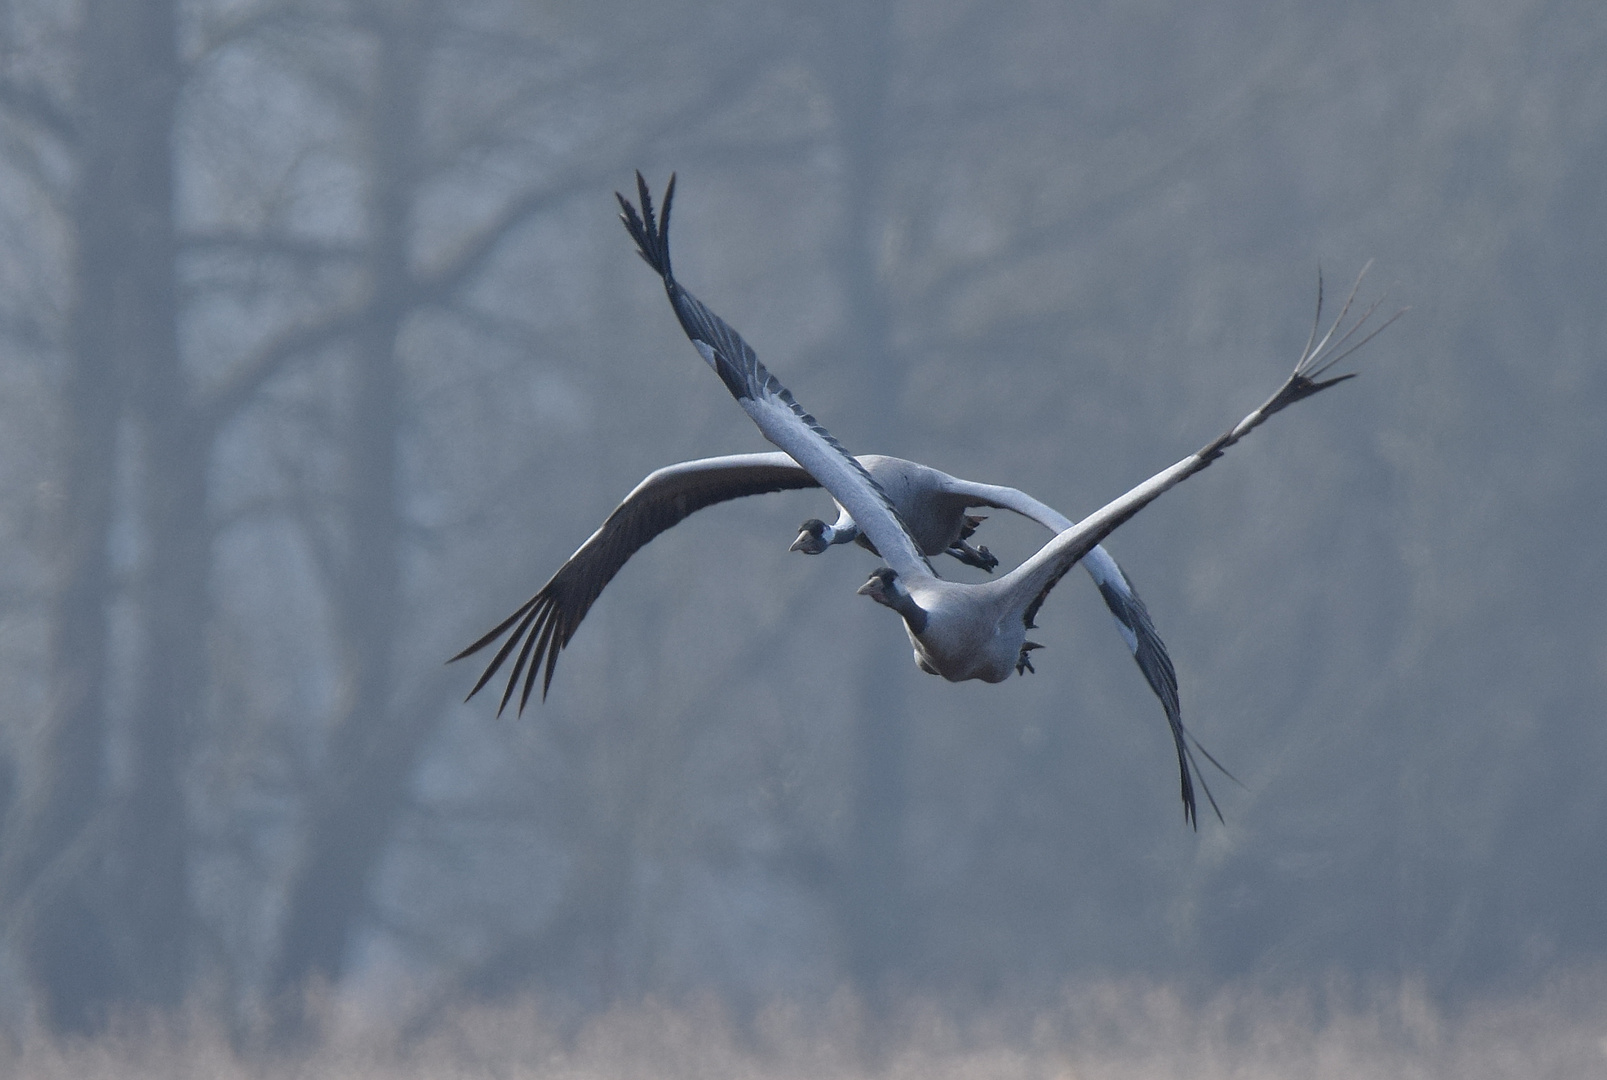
789,530,814,553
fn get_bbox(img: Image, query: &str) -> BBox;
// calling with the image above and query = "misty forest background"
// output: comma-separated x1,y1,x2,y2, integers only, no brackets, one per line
0,0,1603,1046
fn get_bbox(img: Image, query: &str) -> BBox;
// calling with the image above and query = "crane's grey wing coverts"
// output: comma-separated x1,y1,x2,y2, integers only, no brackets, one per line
1007,264,1401,824
618,173,933,579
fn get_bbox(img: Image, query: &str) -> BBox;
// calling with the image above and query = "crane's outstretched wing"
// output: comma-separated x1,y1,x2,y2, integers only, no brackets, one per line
931,474,1233,824
1082,549,1237,825
1015,263,1403,655
618,173,934,581
1005,265,1402,825
452,452,819,714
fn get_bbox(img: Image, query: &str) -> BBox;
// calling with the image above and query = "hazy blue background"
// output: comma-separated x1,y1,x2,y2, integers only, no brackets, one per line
0,0,1602,1052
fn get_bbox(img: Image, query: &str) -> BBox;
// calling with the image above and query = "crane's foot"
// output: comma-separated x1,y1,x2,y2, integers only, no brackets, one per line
949,540,999,573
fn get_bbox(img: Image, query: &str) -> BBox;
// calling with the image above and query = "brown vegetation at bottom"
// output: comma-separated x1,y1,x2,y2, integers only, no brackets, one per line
0,974,1602,1080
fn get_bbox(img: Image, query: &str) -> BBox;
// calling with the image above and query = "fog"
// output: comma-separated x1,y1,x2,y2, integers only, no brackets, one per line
0,0,1603,1070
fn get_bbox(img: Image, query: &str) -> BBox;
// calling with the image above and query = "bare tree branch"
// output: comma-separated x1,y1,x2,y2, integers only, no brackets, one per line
199,302,367,437
180,228,364,264
0,77,74,144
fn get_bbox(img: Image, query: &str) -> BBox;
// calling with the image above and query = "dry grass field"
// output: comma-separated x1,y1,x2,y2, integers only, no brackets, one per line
3,974,1601,1080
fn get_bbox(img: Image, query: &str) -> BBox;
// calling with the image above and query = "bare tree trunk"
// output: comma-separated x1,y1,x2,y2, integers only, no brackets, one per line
0,0,186,1032
268,0,427,1008
123,406,202,1011
808,0,916,1004
114,0,197,1013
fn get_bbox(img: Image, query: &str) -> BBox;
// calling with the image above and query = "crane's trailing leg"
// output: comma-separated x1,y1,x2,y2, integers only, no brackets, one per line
947,539,999,572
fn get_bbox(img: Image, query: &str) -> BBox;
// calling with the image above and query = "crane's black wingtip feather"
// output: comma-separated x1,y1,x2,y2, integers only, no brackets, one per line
633,171,652,227
449,596,536,665
497,610,546,718
518,616,559,716
1181,740,1227,826
1178,752,1199,830
540,626,564,701
618,172,678,281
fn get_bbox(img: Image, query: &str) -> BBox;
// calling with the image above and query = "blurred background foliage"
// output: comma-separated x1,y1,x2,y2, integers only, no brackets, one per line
0,0,1602,1049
